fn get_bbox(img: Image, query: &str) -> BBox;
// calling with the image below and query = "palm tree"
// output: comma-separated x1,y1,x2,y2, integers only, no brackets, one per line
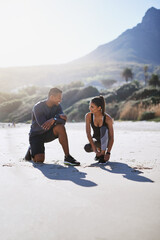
122,68,133,82
144,65,148,86
149,74,160,88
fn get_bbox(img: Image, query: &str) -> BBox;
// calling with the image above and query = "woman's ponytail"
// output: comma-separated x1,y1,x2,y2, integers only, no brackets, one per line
99,95,105,116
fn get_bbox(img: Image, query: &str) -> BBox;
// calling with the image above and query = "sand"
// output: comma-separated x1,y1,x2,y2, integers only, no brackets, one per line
0,121,160,240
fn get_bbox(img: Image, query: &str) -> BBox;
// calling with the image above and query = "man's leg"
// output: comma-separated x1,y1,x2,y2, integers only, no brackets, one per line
33,154,45,163
53,124,69,156
24,146,32,161
29,134,45,163
53,124,80,166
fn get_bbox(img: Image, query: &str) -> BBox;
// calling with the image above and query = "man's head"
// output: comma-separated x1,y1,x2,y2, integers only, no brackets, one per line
48,88,62,105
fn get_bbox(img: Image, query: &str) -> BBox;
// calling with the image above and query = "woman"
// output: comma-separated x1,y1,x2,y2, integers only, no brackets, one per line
84,95,114,164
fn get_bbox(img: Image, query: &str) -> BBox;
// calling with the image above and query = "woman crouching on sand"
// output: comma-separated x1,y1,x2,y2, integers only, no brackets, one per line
84,95,114,164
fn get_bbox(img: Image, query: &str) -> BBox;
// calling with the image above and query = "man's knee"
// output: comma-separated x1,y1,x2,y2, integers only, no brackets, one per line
33,154,45,163
84,143,93,152
53,124,66,135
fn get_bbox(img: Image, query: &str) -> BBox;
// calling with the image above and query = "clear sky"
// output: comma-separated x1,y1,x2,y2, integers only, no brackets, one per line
0,0,160,67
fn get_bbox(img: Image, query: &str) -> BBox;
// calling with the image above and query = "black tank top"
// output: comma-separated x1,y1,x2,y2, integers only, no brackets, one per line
91,113,108,141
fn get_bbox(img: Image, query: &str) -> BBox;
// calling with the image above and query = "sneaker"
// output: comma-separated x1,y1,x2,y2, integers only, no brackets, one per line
98,155,107,164
64,155,80,166
24,147,32,161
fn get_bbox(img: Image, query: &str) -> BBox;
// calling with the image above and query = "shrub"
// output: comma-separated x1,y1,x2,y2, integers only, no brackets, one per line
148,74,160,87
130,88,160,100
106,103,120,119
116,82,140,101
61,86,99,109
119,102,139,120
64,100,90,122
0,100,22,121
104,92,117,103
139,111,155,120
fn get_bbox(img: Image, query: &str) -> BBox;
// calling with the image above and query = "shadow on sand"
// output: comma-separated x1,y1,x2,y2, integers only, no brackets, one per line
32,161,97,187
88,161,154,183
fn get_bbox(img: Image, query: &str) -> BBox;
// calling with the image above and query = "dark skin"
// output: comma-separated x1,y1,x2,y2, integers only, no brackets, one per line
33,93,69,163
85,102,114,162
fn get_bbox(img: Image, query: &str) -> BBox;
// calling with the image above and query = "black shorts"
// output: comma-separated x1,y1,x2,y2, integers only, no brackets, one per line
29,127,58,157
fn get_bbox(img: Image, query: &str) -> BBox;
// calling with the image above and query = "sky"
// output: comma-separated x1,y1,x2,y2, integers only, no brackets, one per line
0,0,160,68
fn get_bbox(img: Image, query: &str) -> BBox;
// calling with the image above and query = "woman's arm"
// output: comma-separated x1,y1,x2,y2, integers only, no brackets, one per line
85,113,97,153
104,115,114,161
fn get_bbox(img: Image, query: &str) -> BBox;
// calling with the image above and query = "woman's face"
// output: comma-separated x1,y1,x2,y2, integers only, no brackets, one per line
89,101,101,114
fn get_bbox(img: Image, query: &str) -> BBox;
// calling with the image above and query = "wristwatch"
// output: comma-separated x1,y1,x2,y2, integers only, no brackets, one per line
54,117,57,123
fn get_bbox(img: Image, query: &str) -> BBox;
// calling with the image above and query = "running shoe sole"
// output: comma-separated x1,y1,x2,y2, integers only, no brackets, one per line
64,161,80,166
98,162,107,165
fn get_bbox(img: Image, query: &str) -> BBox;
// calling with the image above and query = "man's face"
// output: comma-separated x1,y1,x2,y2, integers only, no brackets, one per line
51,93,62,105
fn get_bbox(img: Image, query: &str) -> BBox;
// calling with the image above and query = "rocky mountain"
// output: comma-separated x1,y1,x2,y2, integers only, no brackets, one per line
0,7,160,92
77,7,160,64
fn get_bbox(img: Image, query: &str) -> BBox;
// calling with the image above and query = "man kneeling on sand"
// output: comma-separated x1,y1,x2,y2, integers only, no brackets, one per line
24,87,80,166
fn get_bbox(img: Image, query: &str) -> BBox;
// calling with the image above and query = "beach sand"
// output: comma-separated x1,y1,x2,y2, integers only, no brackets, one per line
0,121,160,240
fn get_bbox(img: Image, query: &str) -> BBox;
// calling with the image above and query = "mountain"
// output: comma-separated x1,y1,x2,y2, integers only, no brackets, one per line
0,7,160,92
76,7,160,64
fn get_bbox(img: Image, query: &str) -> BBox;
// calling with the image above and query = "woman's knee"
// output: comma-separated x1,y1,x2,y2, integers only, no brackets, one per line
84,143,92,152
33,154,45,163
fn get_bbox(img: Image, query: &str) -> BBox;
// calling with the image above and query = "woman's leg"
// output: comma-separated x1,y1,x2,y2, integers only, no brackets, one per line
84,143,92,152
100,126,108,154
84,141,101,153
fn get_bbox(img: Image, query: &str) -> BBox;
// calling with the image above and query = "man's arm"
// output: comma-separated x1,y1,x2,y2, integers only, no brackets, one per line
33,104,55,131
54,105,67,125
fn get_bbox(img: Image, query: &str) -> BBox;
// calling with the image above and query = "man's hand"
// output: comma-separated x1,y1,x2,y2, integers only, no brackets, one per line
41,118,55,130
59,114,67,121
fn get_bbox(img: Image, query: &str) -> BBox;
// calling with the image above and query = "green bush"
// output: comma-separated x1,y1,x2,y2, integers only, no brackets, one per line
116,82,140,101
140,111,155,120
61,86,99,109
104,92,117,103
130,88,160,100
148,74,160,87
0,100,22,121
65,100,90,122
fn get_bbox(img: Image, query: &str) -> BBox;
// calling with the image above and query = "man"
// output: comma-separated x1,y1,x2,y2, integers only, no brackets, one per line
24,87,80,166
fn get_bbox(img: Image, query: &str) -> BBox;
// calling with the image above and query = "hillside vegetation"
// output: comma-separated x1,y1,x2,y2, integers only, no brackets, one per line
0,79,160,123
0,62,160,92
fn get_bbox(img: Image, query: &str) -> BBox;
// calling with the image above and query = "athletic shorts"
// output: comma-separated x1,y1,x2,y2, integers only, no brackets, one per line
29,127,58,157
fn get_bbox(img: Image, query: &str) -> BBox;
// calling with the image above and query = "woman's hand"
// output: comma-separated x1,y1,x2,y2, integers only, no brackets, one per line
95,151,101,157
104,153,110,161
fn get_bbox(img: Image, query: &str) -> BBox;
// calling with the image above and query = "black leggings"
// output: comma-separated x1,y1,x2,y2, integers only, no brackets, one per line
84,126,108,152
